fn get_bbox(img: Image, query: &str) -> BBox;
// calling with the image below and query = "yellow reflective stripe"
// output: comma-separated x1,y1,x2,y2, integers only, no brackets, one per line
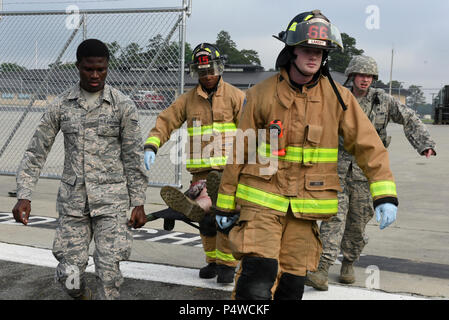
188,125,212,136
258,142,337,163
188,125,208,136
258,142,303,162
236,184,290,212
186,156,228,168
205,250,236,262
290,199,338,214
284,146,303,162
213,122,237,132
236,183,338,215
209,156,228,166
303,148,338,163
188,122,237,136
289,22,298,31
145,136,160,148
304,14,314,21
216,250,236,262
217,193,236,210
370,181,397,198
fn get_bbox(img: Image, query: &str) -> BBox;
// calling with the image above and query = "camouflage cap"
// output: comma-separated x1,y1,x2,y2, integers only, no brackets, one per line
344,55,378,79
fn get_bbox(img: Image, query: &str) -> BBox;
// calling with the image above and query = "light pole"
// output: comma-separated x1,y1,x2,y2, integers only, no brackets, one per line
398,81,405,103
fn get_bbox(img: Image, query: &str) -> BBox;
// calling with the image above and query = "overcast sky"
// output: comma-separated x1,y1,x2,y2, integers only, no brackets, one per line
2,0,448,102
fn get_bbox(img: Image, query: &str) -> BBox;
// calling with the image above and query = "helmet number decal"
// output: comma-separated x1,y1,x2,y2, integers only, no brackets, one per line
198,55,209,65
308,25,328,39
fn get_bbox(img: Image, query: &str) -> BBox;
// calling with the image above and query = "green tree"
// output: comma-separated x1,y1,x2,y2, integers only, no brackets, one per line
106,41,122,69
144,35,191,67
328,33,364,73
240,49,261,65
215,30,261,65
120,42,144,67
184,42,193,64
215,30,240,63
387,80,404,89
145,34,164,63
48,61,76,69
374,79,387,87
407,85,426,109
416,103,433,116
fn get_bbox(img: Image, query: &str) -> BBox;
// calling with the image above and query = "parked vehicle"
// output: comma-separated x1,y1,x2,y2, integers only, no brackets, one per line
132,90,165,109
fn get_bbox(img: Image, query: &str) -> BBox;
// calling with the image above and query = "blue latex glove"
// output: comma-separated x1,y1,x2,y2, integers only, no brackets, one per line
375,203,397,230
215,214,239,234
144,150,156,170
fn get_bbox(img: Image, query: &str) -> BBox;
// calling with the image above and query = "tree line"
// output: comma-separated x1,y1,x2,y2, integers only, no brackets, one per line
44,30,260,71
1,30,428,109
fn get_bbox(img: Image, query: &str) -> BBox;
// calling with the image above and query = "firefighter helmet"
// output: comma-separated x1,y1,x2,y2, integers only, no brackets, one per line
274,9,343,51
189,43,224,79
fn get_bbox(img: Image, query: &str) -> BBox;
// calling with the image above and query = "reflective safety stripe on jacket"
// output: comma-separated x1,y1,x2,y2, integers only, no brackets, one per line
188,122,237,136
370,180,397,197
218,184,339,216
217,181,396,216
186,156,228,169
146,123,236,169
185,121,237,169
145,136,161,148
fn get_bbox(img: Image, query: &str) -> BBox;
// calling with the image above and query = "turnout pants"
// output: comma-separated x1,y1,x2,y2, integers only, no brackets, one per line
229,205,322,299
201,231,238,267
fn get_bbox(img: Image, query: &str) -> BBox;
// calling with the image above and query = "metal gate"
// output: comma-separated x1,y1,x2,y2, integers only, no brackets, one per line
0,1,192,187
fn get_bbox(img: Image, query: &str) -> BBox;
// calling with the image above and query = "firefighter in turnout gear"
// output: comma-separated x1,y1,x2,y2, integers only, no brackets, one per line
305,55,436,291
144,43,245,283
214,10,399,300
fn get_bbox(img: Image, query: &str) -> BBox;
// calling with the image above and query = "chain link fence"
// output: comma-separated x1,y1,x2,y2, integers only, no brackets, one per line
0,2,191,187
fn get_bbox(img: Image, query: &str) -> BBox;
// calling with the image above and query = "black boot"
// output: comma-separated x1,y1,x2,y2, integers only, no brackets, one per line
273,272,306,300
199,263,217,279
216,264,235,284
235,256,278,300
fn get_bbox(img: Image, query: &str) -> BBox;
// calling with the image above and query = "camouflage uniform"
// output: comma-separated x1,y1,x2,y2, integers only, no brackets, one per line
319,86,436,264
16,84,148,299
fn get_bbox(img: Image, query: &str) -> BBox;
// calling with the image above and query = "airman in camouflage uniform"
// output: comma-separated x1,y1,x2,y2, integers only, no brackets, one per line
12,39,148,299
305,55,436,291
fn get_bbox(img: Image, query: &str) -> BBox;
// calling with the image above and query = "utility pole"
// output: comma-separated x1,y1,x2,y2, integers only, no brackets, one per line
388,47,394,95
398,81,404,103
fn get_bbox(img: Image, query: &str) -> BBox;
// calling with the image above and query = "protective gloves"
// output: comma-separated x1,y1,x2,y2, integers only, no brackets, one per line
215,212,239,234
144,150,156,170
375,203,397,230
